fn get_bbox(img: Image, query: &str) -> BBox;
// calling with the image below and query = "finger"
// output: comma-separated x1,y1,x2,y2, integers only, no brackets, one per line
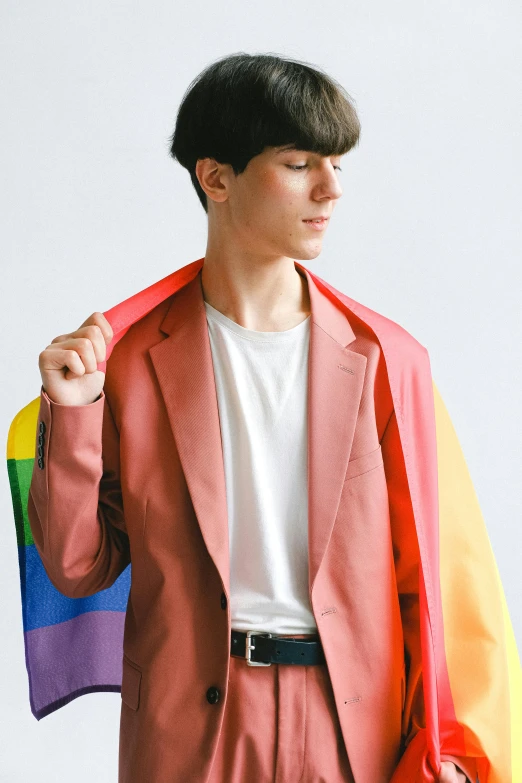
43,338,99,375
50,333,73,344
79,312,114,344
63,337,99,374
72,325,108,363
47,331,105,366
40,347,88,378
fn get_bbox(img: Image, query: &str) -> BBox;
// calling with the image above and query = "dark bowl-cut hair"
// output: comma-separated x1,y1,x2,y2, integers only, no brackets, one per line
168,51,361,213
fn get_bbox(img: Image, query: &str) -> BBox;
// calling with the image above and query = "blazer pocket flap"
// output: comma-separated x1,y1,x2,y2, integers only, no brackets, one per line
121,656,142,711
345,444,383,481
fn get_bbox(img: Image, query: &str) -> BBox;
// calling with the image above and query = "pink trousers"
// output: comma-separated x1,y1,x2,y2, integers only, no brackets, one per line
207,633,356,783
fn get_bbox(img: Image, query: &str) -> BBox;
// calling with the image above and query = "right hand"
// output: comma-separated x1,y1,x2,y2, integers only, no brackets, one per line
38,312,114,406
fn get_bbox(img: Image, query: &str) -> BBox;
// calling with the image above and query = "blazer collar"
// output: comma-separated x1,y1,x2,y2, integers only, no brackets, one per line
157,261,357,350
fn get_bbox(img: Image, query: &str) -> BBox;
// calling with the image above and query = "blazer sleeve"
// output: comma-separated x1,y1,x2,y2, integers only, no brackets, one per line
380,408,479,783
27,385,130,599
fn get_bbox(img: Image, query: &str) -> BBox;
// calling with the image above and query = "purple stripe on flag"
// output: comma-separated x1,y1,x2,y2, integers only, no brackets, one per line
25,610,125,719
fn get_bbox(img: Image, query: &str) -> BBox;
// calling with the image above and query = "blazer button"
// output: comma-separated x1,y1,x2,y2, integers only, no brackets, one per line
39,421,46,435
38,434,45,446
206,686,220,705
37,457,44,469
220,592,227,610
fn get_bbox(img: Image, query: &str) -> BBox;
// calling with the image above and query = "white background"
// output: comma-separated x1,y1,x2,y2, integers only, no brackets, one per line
1,1,521,780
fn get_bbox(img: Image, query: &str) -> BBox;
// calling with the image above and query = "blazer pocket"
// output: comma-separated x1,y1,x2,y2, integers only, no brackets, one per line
121,654,142,711
344,444,384,481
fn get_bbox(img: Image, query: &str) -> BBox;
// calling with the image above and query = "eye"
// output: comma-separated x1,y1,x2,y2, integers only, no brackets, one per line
286,164,342,172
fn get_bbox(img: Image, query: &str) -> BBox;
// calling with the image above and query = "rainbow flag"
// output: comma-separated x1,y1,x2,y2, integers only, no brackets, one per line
7,258,521,781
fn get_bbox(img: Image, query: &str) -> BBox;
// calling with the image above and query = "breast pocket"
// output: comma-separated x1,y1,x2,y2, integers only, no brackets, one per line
121,654,142,711
344,444,384,481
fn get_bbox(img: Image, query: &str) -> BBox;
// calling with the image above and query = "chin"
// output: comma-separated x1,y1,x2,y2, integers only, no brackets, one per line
294,244,323,262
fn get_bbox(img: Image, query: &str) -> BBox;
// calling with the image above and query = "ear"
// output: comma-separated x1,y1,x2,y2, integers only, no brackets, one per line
195,158,231,205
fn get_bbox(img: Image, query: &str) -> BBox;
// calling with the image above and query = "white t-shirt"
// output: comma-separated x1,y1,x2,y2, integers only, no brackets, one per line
204,300,318,635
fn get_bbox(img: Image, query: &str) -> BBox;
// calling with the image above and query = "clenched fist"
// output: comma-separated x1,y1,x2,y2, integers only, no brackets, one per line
38,311,114,406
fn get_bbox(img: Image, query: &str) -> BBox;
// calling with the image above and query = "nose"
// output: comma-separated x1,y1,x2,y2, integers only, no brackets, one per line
315,163,343,202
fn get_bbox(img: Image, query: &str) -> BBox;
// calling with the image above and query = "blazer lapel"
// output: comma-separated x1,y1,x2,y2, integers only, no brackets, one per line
148,271,231,595
295,264,367,600
148,263,367,608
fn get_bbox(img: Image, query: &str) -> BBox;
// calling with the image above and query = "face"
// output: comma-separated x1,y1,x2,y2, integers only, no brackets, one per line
197,144,344,261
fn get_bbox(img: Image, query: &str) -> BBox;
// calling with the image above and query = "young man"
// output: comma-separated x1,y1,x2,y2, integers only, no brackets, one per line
29,53,480,782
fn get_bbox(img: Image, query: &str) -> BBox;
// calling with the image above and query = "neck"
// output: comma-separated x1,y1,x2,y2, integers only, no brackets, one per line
200,252,311,332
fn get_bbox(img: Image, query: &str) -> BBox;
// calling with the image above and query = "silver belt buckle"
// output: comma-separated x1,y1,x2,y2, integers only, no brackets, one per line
245,630,273,666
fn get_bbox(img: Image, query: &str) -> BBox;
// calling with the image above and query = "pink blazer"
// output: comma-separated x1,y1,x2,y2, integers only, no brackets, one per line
28,264,475,783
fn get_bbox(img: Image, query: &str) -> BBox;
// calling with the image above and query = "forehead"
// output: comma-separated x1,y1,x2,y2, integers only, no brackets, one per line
272,144,310,155
273,144,301,154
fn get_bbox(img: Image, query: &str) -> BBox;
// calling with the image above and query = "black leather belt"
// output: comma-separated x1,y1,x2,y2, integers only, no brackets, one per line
231,629,326,666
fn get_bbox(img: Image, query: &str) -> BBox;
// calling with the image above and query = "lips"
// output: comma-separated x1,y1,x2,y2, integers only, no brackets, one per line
303,217,329,231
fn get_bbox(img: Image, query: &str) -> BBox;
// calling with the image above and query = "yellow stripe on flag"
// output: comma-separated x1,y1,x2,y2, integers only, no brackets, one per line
433,380,521,782
6,397,40,461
